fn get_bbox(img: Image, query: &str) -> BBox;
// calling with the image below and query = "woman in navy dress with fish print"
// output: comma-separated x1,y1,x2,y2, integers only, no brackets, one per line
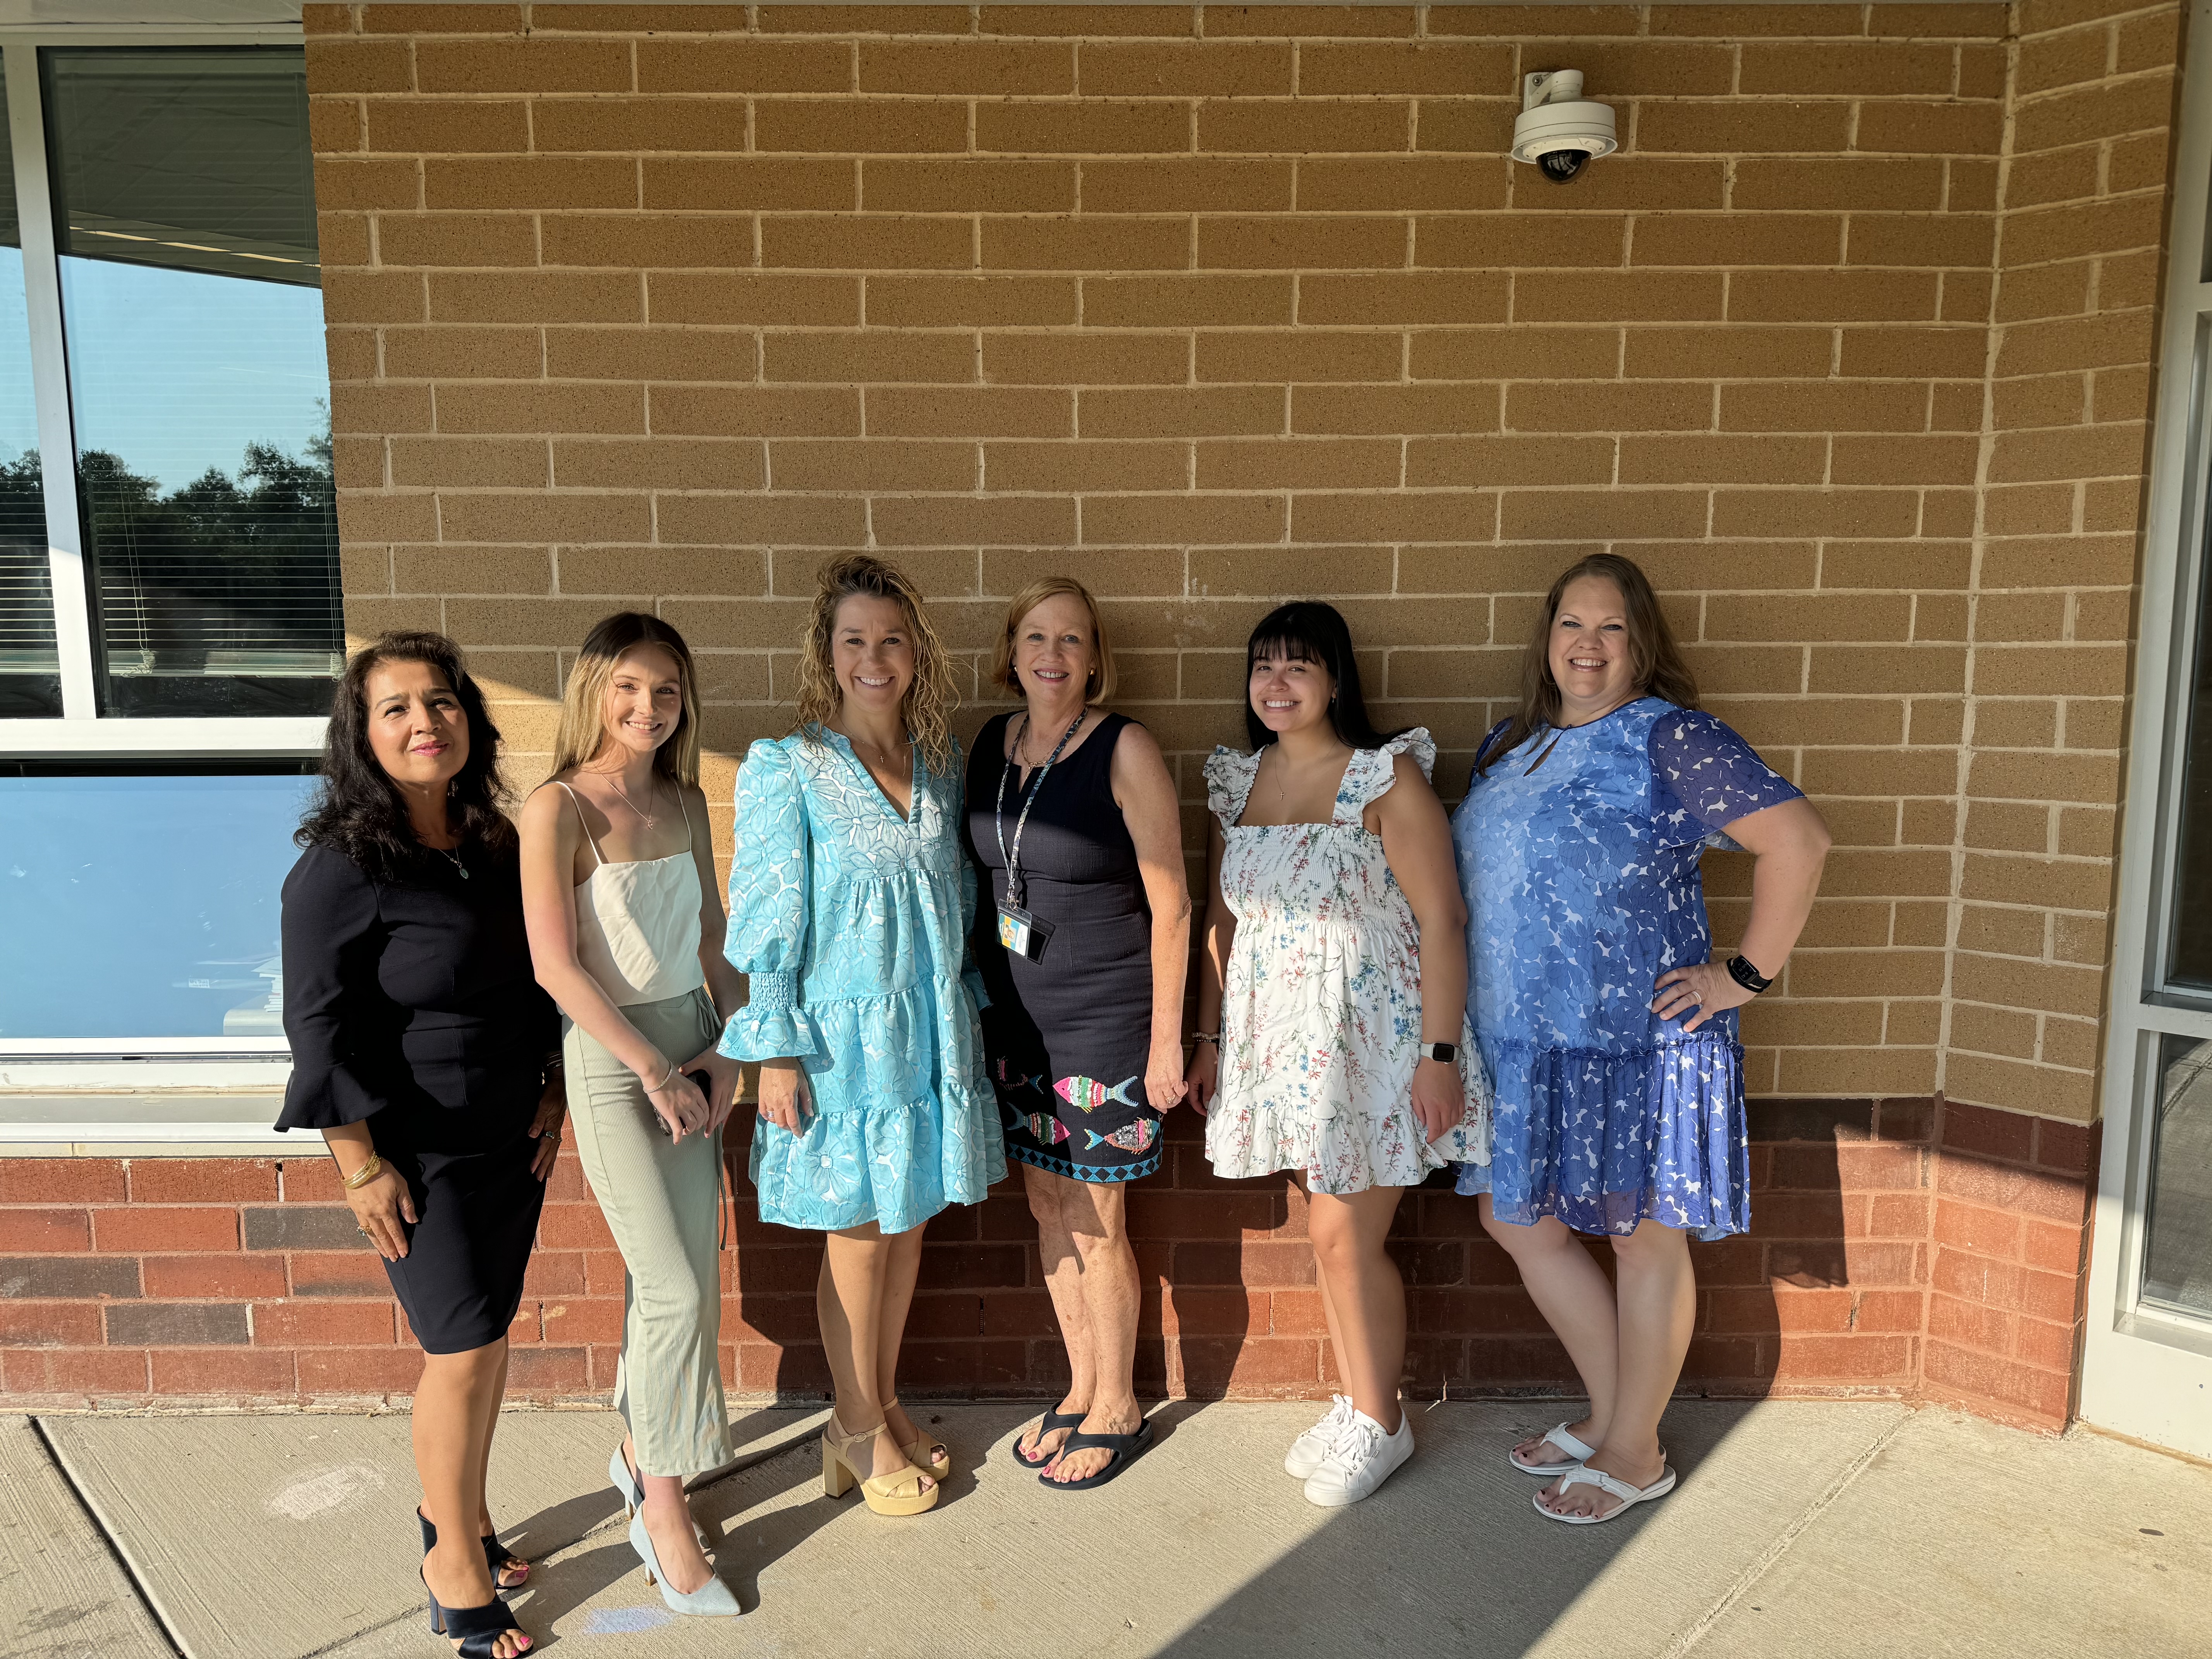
965,578,1190,1489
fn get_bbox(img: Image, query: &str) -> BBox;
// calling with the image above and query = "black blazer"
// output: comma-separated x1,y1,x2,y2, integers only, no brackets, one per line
275,840,558,1152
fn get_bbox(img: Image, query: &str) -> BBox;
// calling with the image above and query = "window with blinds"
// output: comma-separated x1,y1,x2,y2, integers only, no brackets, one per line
44,47,339,719
0,76,58,719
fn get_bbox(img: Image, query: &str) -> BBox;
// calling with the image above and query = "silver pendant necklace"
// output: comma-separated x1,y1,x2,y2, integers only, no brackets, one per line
438,845,469,881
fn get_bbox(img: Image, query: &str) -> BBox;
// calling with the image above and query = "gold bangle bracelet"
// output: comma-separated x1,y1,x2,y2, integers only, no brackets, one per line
342,1152,384,1191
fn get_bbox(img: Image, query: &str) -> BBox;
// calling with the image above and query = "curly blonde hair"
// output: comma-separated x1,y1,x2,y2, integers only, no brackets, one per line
791,554,958,776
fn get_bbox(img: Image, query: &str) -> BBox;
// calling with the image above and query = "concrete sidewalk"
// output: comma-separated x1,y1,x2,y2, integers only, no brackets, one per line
5,1400,2208,1659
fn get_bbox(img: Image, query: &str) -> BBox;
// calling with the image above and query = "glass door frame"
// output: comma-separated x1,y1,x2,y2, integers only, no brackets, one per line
2083,0,2212,1460
0,21,323,759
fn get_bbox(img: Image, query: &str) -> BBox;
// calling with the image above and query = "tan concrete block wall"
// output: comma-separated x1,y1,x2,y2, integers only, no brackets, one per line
1954,0,2179,1121
306,0,2177,1121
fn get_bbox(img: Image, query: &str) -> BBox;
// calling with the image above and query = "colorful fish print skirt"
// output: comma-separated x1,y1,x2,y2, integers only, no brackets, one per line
992,1056,1163,1185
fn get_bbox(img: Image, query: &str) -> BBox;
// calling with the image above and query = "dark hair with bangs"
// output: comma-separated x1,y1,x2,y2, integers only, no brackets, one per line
1243,601,1403,753
296,631,514,883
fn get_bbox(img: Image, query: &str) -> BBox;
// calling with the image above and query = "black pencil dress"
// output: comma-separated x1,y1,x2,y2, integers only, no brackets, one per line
275,840,559,1354
965,712,1161,1183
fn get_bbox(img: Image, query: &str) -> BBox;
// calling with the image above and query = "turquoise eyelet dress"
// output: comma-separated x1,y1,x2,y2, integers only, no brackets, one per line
721,728,1005,1234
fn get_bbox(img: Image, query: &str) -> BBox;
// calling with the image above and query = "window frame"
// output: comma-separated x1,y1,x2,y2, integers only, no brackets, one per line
0,21,326,756
0,22,318,1121
2081,0,2212,1460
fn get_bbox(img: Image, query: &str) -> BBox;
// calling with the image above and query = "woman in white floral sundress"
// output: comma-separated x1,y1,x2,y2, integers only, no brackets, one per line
1186,601,1490,1509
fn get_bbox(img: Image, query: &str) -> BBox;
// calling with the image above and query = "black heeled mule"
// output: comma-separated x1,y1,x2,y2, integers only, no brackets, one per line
417,1508,529,1590
422,1566,529,1659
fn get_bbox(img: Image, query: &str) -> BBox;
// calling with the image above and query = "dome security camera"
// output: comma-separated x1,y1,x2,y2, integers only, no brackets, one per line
1511,70,1618,184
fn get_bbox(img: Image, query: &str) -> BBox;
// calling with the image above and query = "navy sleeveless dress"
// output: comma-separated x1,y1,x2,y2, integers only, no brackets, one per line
965,711,1160,1183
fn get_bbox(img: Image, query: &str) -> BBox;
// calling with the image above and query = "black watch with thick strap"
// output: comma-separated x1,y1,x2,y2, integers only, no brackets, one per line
1726,954,1774,995
1422,1041,1458,1063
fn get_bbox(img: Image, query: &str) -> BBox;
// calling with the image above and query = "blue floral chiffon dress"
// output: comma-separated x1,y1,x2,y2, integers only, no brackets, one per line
1449,697,1802,1239
721,730,1005,1234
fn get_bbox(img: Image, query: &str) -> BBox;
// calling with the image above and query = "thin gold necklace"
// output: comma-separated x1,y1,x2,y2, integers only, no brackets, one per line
850,729,909,772
601,769,661,829
1020,710,1083,770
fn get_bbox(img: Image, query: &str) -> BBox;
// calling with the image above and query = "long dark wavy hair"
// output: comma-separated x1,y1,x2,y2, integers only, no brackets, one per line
1479,553,1700,775
1242,601,1403,754
296,631,515,881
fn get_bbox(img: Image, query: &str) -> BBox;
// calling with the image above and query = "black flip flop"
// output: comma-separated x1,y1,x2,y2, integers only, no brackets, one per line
1013,1407,1087,1469
1039,1419,1155,1491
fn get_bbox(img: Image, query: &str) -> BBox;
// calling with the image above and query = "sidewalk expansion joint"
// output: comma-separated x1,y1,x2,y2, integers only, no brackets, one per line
1660,1407,1910,1659
31,1414,188,1659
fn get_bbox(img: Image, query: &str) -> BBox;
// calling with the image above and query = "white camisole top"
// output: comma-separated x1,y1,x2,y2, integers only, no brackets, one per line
560,782,706,1008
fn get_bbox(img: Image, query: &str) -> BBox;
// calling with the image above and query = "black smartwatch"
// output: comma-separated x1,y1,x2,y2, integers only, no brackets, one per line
1422,1041,1458,1063
1725,955,1774,995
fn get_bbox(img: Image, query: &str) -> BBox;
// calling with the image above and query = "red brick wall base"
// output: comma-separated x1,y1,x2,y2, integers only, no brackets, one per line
0,1095,2096,1429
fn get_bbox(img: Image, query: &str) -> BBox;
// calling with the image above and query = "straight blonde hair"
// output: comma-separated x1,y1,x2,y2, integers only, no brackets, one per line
791,553,958,776
551,612,703,787
991,576,1116,705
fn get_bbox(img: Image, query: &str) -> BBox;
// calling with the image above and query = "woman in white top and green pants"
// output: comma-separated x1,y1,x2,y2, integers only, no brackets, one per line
519,613,745,1618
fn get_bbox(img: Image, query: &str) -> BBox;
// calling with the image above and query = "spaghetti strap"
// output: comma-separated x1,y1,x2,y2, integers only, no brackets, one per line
556,781,606,867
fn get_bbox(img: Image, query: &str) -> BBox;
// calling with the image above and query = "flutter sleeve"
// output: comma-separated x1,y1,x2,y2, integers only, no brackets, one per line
1648,708,1805,850
1204,746,1261,833
721,738,822,1061
1339,726,1437,816
274,846,389,1132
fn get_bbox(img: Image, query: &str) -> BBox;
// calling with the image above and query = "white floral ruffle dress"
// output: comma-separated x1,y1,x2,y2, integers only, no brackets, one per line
1203,728,1491,1195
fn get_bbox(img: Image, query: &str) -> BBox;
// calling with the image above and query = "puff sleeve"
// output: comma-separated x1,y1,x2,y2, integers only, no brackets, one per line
274,846,390,1132
721,739,822,1061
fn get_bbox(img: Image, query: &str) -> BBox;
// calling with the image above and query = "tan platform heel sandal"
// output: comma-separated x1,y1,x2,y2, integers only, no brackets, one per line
884,1396,951,1483
821,1413,940,1517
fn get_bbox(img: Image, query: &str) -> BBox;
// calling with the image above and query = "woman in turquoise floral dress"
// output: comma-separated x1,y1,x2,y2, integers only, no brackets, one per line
722,554,1003,1519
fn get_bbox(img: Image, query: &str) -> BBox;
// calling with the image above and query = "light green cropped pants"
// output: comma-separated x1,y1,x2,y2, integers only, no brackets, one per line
564,988,734,1478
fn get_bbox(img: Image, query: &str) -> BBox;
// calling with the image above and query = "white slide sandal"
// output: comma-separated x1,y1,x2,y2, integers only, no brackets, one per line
1508,1422,1598,1477
1534,1462,1678,1525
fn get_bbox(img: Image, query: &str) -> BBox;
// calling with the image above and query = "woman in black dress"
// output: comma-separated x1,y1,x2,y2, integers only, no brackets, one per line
278,632,561,1659
966,578,1189,1488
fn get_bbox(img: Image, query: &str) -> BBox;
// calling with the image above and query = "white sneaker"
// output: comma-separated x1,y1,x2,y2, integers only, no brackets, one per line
1303,1408,1413,1508
1284,1394,1356,1478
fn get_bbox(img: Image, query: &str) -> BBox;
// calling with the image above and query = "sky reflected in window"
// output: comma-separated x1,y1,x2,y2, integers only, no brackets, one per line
60,257,330,492
0,771,315,1039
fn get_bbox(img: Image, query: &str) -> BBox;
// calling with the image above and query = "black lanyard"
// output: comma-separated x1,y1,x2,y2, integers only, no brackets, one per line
994,710,1085,906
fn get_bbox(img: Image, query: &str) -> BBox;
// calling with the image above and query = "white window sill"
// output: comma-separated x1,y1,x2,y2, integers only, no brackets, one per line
0,1090,288,1156
0,715,325,755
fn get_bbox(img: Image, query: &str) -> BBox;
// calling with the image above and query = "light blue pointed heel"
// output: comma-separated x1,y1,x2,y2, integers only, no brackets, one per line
607,1442,712,1553
627,1510,741,1617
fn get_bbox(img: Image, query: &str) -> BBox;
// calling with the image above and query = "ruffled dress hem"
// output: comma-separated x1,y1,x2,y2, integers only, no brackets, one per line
1454,1029,1749,1240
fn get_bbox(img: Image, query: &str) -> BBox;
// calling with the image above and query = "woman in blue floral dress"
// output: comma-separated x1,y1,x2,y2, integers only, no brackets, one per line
723,554,1003,1520
1451,554,1831,1525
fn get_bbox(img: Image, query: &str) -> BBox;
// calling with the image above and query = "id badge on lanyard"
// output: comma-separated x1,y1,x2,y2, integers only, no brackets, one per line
995,710,1084,967
997,900,1054,963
